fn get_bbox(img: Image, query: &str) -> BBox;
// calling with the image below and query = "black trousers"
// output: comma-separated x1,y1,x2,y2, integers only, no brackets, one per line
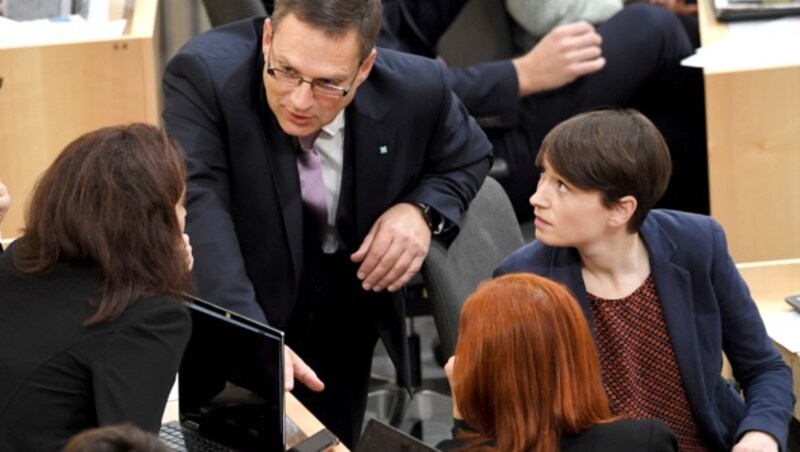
283,246,380,449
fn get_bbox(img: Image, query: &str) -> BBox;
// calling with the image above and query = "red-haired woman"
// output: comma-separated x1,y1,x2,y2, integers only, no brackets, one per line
438,273,677,451
0,124,193,450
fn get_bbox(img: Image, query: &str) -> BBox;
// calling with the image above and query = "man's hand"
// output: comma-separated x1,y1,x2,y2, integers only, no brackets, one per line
732,431,779,452
350,203,432,292
512,21,605,97
444,356,463,420
0,180,10,224
284,345,324,392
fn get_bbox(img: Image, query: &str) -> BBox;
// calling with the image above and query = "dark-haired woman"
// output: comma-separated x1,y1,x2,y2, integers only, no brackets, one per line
0,124,193,450
496,109,793,451
438,273,677,452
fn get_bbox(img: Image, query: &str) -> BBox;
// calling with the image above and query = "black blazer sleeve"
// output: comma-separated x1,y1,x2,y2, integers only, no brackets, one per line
91,297,190,432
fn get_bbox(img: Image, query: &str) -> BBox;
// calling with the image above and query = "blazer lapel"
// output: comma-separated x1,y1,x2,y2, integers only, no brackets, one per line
550,248,593,326
337,84,396,249
257,92,304,289
642,216,714,429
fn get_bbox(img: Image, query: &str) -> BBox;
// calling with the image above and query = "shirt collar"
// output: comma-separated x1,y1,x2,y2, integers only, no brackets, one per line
320,110,345,138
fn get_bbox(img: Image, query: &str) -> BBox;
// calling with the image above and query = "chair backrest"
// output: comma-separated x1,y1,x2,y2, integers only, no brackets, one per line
201,0,267,28
422,177,524,359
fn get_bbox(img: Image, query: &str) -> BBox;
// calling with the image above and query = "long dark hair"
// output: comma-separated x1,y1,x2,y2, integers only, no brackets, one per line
14,123,190,325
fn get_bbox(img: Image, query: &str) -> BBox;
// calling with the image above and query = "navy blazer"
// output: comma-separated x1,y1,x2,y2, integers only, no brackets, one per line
162,18,491,376
496,210,794,451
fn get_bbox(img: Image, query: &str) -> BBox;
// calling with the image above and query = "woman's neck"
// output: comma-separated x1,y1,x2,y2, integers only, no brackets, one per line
578,230,650,300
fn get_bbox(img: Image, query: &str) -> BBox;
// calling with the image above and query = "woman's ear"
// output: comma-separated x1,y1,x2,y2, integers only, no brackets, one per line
609,195,637,229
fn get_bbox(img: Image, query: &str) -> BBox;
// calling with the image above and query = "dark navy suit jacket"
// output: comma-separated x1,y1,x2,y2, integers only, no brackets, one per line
162,18,492,379
496,210,794,451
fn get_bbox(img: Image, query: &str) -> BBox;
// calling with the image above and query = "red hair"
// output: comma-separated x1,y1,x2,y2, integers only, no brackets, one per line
452,273,616,451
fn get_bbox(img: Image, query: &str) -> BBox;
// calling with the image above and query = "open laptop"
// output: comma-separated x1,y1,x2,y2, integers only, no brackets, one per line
160,295,307,451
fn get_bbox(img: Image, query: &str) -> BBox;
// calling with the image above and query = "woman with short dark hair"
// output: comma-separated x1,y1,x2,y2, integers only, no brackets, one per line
496,109,793,451
0,124,193,450
438,273,677,451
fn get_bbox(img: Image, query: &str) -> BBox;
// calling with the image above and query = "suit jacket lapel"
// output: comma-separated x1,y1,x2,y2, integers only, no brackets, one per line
257,89,304,289
337,84,396,250
641,216,713,428
550,247,595,333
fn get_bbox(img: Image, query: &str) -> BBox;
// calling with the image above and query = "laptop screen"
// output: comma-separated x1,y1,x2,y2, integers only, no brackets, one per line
179,296,288,451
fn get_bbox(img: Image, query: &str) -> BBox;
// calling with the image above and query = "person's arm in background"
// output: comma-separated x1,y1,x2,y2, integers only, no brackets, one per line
0,180,10,250
378,0,605,129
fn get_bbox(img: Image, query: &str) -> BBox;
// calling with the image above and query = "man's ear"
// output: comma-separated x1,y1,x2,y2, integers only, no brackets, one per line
609,195,637,229
262,18,273,55
357,48,378,83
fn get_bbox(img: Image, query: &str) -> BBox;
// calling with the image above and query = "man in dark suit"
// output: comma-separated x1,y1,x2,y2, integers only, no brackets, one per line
162,0,492,446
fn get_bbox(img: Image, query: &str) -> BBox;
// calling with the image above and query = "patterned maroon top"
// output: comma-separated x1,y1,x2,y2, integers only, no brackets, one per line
588,275,709,451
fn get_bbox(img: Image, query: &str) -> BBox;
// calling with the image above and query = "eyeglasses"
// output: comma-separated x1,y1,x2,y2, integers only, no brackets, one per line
265,44,361,98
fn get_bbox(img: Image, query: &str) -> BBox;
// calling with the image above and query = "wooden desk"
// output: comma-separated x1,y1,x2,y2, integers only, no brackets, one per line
0,0,159,239
162,392,350,452
698,0,800,263
737,259,800,419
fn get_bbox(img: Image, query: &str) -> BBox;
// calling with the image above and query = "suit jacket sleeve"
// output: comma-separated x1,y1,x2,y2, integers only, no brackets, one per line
709,219,794,449
444,61,521,129
91,298,191,432
163,51,267,323
394,57,493,236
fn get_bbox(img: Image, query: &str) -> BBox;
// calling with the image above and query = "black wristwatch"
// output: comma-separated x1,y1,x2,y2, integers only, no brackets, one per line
415,203,445,235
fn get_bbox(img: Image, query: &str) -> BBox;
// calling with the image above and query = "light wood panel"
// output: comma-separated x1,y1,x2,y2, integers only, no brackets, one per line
699,0,800,263
737,260,800,419
0,0,159,239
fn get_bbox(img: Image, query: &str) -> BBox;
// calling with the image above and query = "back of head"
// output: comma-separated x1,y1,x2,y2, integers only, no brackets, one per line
271,0,382,60
536,109,672,232
62,423,168,452
14,123,189,325
452,273,613,451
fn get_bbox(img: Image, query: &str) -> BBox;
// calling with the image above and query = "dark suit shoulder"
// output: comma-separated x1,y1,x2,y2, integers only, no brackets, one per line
175,17,264,60
647,209,719,241
562,419,677,452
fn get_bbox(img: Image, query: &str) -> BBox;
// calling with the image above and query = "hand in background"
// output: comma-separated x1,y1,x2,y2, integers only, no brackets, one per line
0,180,10,225
182,233,194,271
444,356,463,420
351,203,431,292
284,345,324,392
732,431,779,452
512,21,605,97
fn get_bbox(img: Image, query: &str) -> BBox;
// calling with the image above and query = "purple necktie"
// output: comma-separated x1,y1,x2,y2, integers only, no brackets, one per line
297,131,328,240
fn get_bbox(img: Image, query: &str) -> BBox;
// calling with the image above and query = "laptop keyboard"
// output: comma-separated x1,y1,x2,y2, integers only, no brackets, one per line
159,421,234,451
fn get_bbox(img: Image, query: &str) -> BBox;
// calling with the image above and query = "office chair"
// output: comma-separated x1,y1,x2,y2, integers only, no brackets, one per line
201,0,266,28
367,177,524,443
422,176,525,360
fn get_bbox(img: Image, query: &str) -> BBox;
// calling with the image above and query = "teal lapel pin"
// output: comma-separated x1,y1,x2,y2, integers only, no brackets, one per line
379,145,388,155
